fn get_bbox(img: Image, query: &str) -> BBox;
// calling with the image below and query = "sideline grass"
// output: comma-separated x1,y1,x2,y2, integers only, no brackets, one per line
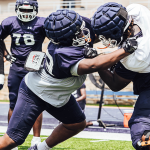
0,134,134,150
0,100,9,102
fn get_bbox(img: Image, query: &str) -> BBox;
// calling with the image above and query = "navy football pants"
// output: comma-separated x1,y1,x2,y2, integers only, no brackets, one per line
129,90,150,149
8,63,28,109
7,79,85,145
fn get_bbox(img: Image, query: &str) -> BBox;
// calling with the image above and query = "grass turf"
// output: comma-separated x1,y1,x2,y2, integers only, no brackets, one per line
0,134,134,150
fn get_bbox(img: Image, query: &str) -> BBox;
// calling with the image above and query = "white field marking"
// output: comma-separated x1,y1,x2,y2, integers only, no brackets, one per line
0,121,57,126
42,123,58,126
0,121,7,123
90,140,110,142
87,126,130,130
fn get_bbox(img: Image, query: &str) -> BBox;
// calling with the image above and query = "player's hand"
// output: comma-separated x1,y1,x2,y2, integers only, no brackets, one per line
83,45,98,58
5,54,16,63
122,37,138,54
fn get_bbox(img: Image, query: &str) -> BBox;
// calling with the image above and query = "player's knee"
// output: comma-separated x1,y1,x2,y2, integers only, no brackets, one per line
64,120,86,133
78,120,86,131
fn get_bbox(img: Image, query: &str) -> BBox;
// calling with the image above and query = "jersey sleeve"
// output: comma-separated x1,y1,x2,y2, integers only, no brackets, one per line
80,83,86,89
70,59,84,76
0,17,13,39
55,46,84,76
39,17,46,38
115,61,137,80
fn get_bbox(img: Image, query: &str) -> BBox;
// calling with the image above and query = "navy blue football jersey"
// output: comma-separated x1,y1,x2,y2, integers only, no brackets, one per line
0,16,46,64
44,43,85,79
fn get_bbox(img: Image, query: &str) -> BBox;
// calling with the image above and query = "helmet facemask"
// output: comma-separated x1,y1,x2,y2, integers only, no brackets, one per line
73,21,91,47
98,35,118,48
16,4,37,22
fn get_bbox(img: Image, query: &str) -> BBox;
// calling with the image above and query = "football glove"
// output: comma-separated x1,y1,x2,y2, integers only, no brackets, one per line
122,37,138,54
83,45,98,58
5,54,16,63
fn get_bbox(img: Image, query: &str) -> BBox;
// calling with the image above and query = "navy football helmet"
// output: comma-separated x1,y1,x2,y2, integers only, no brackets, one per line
15,0,38,22
44,9,90,46
91,2,131,47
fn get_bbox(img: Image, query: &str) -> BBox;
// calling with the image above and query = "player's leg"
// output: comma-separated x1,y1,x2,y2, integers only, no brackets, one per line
0,133,17,150
8,64,22,123
8,63,42,146
31,113,43,146
7,64,27,150
8,67,23,150
45,120,86,148
129,90,150,149
0,79,45,150
30,95,86,150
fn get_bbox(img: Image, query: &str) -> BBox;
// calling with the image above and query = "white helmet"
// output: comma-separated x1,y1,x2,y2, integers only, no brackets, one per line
15,0,38,22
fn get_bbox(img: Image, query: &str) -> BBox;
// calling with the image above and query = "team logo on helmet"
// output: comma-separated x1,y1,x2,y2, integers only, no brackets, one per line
15,0,38,22
44,9,90,46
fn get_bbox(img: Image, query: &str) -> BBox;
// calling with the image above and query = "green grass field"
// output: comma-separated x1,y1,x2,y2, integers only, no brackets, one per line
0,134,134,150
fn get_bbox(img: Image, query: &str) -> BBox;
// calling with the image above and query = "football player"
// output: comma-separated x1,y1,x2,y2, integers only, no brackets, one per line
91,2,150,150
0,0,46,149
0,9,137,150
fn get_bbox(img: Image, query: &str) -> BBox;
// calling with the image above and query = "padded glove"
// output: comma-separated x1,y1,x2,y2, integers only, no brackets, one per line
5,54,16,63
122,37,138,54
83,45,98,58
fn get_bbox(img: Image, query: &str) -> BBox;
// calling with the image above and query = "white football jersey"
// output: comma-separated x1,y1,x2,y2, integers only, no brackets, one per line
120,4,150,73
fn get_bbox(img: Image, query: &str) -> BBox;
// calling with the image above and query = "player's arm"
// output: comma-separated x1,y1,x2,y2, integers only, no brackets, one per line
78,37,138,75
98,70,131,91
78,48,129,75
